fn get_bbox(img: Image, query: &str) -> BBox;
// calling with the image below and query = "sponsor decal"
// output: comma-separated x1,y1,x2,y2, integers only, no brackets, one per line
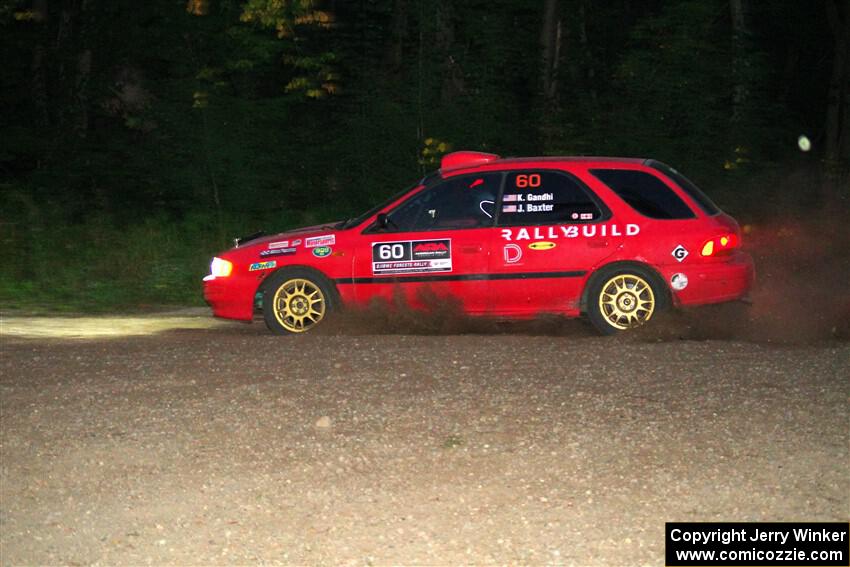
529,241,556,251
500,224,640,241
372,239,452,275
503,244,522,264
249,261,277,271
305,234,335,248
312,246,332,258
268,240,290,249
260,247,296,258
670,273,689,291
672,245,689,262
412,241,449,258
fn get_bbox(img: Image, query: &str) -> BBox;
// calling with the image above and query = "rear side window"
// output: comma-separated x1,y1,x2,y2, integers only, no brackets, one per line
590,169,696,219
498,170,606,226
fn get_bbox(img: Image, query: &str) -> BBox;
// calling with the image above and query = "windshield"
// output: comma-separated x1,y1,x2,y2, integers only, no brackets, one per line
337,172,439,229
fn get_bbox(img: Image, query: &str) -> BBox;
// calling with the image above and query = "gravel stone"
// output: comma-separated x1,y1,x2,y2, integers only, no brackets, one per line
1,320,847,565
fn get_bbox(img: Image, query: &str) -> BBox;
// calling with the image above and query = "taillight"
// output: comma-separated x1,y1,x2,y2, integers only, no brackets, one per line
700,234,738,257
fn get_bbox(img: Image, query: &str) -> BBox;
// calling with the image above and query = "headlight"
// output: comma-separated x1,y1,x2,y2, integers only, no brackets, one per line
208,257,233,278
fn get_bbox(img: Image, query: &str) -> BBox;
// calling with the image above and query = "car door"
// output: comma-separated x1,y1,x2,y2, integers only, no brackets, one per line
488,169,623,316
351,172,502,314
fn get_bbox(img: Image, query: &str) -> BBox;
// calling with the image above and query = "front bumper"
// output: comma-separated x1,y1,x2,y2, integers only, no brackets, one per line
662,251,755,307
203,275,257,321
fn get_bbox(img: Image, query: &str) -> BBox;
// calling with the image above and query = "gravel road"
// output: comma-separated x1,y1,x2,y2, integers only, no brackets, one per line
1,315,848,566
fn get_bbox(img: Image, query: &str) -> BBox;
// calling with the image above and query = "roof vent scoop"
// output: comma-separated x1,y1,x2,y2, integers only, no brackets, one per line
440,151,501,172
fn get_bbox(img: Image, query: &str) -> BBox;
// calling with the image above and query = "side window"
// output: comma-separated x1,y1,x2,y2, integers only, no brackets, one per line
387,173,501,231
497,170,605,226
590,169,696,219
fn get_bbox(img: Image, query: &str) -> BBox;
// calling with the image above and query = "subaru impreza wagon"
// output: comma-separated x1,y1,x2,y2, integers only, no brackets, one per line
203,151,754,334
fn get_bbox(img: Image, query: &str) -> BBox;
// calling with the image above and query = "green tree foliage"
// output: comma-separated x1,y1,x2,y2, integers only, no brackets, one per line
0,0,843,309
611,1,735,167
240,0,340,98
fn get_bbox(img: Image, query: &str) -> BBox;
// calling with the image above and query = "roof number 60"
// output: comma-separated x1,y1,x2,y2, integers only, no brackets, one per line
516,174,541,188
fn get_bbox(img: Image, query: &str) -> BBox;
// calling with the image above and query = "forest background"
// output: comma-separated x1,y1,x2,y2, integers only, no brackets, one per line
1,0,847,310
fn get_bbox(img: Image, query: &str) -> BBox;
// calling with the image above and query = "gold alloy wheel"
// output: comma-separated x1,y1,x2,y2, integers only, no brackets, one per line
598,274,656,330
272,278,326,333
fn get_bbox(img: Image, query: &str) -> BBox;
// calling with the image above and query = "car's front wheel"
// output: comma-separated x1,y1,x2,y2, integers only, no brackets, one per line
585,264,668,334
262,268,335,334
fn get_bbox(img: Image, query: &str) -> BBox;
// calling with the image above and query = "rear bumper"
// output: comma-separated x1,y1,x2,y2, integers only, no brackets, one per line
662,251,755,307
203,276,256,321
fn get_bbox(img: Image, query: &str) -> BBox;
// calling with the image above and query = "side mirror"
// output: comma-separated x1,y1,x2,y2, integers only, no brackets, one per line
376,213,389,229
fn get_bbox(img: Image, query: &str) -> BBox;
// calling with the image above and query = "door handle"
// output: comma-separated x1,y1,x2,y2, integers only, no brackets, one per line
588,240,609,248
461,245,482,253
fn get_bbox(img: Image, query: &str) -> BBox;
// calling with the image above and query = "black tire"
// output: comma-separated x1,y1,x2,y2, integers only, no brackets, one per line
262,268,337,335
585,264,669,335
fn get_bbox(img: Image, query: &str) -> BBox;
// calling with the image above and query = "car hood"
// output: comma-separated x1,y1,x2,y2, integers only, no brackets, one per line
238,222,342,250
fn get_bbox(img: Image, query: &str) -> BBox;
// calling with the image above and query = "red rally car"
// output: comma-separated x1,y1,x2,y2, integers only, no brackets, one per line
203,151,754,335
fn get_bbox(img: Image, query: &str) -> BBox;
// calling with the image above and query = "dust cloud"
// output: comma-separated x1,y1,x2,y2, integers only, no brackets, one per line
652,211,850,344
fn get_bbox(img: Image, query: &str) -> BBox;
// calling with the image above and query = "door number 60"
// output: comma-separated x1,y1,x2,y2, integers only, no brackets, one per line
377,243,405,260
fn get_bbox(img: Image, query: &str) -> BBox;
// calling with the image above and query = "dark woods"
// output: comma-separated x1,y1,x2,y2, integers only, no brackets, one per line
0,0,847,308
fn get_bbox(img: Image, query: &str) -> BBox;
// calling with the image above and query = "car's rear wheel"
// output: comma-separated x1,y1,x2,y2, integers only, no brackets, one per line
262,269,335,334
586,265,667,334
